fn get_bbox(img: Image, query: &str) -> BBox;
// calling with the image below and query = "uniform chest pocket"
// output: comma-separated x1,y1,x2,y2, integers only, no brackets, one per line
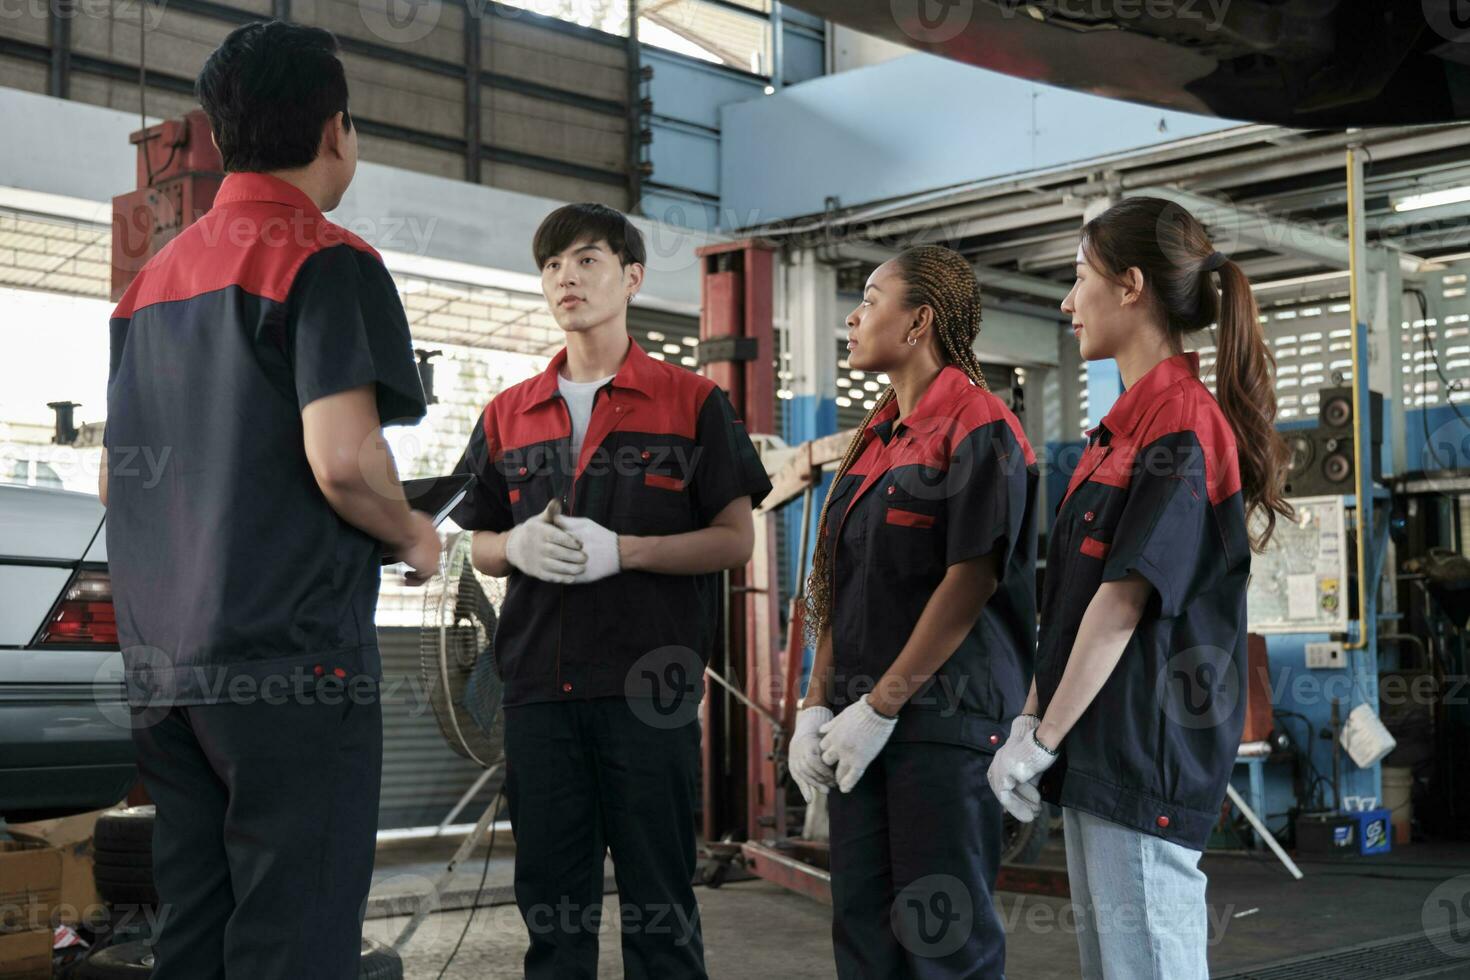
612,449,694,534
875,486,943,574
1063,495,1123,595
885,507,935,529
504,465,555,522
881,484,940,529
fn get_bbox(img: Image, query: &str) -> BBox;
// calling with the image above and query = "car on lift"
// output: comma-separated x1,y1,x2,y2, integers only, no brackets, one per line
791,0,1470,126
0,483,135,821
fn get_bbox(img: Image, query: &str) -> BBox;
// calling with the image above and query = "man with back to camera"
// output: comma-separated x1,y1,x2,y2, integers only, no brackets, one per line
448,203,773,978
99,21,439,979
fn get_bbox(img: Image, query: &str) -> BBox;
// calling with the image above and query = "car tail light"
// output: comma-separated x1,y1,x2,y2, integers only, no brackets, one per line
37,568,118,647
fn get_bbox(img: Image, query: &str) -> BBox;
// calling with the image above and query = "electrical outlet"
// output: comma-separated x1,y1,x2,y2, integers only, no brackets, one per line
1305,642,1345,669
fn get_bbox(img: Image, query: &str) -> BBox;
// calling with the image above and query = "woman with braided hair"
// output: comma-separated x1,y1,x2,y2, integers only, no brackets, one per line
786,245,1039,978
988,198,1290,978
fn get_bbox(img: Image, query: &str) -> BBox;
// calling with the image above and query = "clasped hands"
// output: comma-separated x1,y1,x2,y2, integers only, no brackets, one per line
790,698,1060,822
504,499,621,585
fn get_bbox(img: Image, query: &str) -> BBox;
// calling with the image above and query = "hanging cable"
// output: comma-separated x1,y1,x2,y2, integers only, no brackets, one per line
436,787,506,979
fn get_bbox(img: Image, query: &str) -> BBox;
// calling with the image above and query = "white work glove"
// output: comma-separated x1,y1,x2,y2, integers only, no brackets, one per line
819,695,898,793
788,706,835,804
504,500,585,584
987,714,1056,823
555,515,621,584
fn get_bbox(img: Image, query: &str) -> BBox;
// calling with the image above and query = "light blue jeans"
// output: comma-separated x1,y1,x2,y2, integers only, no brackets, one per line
1062,807,1210,979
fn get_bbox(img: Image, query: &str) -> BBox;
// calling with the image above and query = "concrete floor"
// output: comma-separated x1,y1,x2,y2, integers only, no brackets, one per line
365,836,1470,978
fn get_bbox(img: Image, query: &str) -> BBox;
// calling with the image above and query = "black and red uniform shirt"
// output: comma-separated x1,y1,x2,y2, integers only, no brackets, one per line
822,365,1038,752
449,338,772,708
1036,351,1251,850
106,172,427,707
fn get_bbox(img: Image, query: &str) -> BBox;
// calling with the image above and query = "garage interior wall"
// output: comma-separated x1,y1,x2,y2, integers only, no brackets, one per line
0,0,827,233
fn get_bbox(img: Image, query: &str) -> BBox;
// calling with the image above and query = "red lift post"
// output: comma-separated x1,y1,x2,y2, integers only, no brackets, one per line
112,109,223,808
111,109,223,302
695,240,835,902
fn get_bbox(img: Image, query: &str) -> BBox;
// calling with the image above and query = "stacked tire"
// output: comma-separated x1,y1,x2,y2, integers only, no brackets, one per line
91,806,159,912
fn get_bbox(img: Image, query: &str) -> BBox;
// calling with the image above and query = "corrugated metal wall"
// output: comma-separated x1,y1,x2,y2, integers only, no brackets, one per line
0,0,634,209
377,624,502,830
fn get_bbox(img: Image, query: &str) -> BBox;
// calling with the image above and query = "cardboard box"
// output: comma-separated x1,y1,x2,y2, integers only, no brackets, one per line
8,814,103,925
0,929,51,980
0,842,60,935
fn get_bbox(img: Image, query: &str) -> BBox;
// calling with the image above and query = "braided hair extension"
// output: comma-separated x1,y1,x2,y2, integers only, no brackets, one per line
803,245,990,647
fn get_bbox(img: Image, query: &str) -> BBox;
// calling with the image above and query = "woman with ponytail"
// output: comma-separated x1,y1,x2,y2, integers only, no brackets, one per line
988,198,1291,978
788,245,1039,978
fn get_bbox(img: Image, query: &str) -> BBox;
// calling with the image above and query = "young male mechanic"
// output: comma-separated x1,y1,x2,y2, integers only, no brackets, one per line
450,202,772,979
101,21,437,980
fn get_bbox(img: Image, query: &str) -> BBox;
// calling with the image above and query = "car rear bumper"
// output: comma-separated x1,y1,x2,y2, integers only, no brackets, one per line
0,672,137,818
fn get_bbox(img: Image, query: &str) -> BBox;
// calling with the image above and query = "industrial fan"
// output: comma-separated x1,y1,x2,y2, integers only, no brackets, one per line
393,530,508,951
419,531,504,767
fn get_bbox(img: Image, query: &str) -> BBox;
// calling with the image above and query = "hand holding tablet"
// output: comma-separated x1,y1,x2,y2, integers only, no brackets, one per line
382,474,477,568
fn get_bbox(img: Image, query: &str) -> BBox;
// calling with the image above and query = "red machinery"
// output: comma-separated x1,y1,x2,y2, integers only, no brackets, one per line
694,238,839,900
111,109,223,301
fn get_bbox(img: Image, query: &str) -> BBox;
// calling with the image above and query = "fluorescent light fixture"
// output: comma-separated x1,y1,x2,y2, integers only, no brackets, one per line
1393,185,1470,212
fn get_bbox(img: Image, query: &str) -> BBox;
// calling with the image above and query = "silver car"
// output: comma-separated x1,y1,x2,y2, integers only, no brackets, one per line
0,484,134,820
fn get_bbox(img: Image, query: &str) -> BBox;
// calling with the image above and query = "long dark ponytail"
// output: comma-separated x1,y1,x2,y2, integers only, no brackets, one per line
1081,197,1291,551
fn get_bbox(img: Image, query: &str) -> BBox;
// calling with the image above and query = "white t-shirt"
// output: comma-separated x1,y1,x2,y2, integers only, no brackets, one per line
558,372,615,462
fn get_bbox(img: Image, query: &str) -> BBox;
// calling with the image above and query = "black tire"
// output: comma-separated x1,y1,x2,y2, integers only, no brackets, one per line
360,938,404,980
94,863,156,887
94,806,158,913
76,940,155,978
93,849,153,869
93,807,155,855
93,879,160,909
1001,807,1051,865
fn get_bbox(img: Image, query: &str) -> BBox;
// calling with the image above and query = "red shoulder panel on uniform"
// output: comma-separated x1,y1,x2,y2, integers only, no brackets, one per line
111,204,380,318
1085,384,1241,505
483,356,715,458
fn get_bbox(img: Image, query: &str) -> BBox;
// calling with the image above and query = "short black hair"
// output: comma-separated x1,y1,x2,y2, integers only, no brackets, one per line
533,203,646,269
196,21,352,173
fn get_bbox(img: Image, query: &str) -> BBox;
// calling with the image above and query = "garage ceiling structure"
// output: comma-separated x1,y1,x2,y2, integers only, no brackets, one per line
788,0,1470,126
745,121,1470,441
